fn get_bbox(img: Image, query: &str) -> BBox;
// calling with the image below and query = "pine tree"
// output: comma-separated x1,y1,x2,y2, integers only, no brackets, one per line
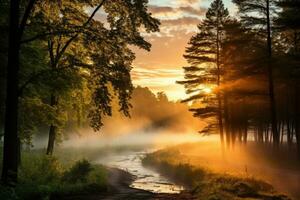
178,0,229,147
276,0,300,156
221,19,268,147
233,0,280,147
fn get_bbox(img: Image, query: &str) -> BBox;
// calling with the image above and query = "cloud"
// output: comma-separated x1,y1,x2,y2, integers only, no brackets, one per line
161,16,200,26
132,68,183,80
178,6,206,16
149,5,175,15
176,0,200,5
131,28,197,100
132,2,209,100
149,5,206,18
131,68,187,100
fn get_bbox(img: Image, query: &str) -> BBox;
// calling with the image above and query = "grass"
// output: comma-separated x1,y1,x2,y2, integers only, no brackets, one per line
0,148,108,200
142,149,291,200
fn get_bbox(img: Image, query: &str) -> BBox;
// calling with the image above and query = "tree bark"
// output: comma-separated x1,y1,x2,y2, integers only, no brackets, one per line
46,94,58,155
1,0,20,186
294,86,300,159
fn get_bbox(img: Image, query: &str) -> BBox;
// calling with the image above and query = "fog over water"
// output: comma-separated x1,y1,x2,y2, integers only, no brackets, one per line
63,129,300,198
31,126,300,198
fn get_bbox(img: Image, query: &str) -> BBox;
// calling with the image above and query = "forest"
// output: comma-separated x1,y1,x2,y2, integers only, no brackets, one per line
0,0,300,200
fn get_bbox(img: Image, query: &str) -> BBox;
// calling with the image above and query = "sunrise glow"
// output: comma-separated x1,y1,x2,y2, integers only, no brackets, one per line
1,0,299,199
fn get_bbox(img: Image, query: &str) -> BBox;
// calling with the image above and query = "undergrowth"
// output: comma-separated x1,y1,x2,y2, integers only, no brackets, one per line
0,152,107,200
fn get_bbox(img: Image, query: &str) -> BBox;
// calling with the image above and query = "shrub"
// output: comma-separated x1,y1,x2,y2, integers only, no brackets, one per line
19,155,62,184
0,186,19,200
87,165,107,186
63,159,92,183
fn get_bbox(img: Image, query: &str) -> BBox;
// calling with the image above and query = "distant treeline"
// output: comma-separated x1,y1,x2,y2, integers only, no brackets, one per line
100,86,202,135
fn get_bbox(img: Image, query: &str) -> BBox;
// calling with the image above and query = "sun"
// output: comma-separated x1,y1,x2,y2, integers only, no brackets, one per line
203,87,213,94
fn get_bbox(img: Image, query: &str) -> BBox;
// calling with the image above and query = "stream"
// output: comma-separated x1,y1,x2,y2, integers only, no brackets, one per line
96,149,184,194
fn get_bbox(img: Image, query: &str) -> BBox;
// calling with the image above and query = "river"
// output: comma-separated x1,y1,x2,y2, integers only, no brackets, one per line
96,149,184,194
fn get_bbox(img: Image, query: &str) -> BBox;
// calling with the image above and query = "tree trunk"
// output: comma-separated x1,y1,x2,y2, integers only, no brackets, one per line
46,124,57,155
266,0,279,148
224,94,231,148
294,86,300,159
243,122,248,144
217,94,225,147
216,15,224,150
46,94,58,155
286,94,292,148
1,0,20,186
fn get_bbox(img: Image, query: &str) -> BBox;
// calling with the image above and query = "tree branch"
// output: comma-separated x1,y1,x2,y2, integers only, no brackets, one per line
18,64,83,97
19,0,38,40
55,0,107,63
21,30,79,44
20,0,106,44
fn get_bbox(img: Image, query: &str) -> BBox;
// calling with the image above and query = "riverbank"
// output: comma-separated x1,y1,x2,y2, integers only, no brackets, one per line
142,148,292,200
1,144,296,199
60,167,197,200
0,147,197,200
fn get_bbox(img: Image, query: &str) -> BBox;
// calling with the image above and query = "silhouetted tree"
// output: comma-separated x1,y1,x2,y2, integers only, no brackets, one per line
233,0,279,147
178,0,229,147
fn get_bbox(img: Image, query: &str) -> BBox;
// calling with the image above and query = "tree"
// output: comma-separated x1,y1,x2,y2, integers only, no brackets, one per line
24,0,160,155
2,0,38,186
233,0,280,147
0,1,9,135
2,0,160,184
178,0,229,147
221,19,270,147
276,0,300,156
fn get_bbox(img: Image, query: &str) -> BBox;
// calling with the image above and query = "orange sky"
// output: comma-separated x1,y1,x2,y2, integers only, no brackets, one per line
132,0,236,101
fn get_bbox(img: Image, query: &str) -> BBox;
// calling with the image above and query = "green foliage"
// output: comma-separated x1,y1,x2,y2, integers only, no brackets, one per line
0,187,19,200
4,0,161,153
24,0,160,134
63,159,92,183
19,155,62,184
0,153,107,200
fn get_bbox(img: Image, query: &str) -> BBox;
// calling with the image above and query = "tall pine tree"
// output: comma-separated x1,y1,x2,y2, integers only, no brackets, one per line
233,0,280,147
178,0,229,147
276,0,300,156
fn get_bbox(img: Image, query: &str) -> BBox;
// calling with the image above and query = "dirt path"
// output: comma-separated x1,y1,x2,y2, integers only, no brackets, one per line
59,167,197,200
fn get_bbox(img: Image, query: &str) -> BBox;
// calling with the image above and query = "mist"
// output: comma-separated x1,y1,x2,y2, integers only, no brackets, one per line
162,141,300,199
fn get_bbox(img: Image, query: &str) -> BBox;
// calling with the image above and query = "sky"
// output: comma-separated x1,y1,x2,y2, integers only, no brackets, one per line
132,0,236,101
